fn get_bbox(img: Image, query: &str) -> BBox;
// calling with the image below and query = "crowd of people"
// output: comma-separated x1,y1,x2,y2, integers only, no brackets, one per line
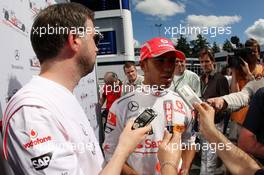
1,2,264,175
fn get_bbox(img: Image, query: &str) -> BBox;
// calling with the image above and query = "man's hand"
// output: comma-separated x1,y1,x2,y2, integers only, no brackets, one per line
207,97,226,111
193,102,217,138
116,119,151,156
158,130,182,165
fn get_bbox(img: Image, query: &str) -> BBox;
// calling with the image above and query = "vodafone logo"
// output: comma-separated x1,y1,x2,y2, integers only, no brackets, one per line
107,112,117,126
24,130,52,149
30,129,38,139
24,136,52,149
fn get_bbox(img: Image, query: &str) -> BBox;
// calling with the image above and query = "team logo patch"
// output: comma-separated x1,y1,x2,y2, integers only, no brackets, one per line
164,100,173,122
107,112,117,126
174,100,186,115
30,129,38,139
24,129,52,149
128,101,139,112
31,152,53,171
105,126,114,133
105,112,117,133
173,124,186,133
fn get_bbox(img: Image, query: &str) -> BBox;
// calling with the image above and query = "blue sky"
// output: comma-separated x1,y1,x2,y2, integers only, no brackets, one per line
131,0,264,48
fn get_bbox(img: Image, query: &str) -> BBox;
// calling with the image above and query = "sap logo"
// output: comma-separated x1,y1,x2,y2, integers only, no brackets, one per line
31,152,53,171
145,139,162,149
137,139,162,149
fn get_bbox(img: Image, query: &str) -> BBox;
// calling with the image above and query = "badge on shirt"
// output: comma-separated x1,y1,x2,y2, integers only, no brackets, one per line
31,152,53,171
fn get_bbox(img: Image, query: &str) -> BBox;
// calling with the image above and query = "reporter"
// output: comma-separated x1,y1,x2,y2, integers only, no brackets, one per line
228,38,262,126
193,102,262,175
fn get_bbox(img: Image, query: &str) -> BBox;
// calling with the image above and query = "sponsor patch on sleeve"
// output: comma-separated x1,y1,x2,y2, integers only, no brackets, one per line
31,152,53,171
107,112,117,127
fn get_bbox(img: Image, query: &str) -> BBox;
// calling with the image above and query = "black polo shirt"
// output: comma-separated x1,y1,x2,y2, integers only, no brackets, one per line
200,71,229,123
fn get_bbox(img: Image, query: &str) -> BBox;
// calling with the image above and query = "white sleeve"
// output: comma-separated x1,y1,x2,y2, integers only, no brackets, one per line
5,106,85,175
222,79,264,111
103,102,124,162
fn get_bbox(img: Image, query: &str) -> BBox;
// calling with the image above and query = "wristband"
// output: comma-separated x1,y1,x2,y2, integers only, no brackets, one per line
160,161,178,172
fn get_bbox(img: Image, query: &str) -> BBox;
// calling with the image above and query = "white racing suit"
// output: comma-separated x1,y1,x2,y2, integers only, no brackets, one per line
103,86,196,175
2,76,104,175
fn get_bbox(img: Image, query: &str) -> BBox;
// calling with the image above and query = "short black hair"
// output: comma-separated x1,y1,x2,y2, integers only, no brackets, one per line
123,61,136,72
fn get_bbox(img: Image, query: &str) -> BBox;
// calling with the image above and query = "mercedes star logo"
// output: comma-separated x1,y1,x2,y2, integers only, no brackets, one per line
128,101,139,112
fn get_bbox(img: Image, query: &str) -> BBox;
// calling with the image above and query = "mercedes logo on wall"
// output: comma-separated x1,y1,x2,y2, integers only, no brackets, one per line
127,101,139,112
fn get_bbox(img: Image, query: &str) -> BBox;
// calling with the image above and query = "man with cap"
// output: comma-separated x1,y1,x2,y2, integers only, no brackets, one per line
170,52,201,96
103,37,196,175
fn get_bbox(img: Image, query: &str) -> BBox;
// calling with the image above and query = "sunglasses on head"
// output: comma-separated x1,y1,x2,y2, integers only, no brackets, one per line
94,32,104,46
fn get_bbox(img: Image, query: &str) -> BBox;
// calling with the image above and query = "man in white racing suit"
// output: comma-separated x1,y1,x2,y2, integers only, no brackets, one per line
103,37,196,175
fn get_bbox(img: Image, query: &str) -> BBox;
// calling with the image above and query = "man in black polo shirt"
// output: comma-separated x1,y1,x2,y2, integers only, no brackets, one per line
199,48,229,175
238,87,264,165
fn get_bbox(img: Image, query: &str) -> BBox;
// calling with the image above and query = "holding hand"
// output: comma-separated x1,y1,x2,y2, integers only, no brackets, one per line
115,119,151,156
158,130,182,174
193,102,217,138
207,97,226,111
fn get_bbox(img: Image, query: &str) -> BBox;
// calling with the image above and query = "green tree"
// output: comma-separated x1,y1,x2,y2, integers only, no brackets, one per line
175,35,191,57
212,41,220,53
190,34,209,57
222,39,234,52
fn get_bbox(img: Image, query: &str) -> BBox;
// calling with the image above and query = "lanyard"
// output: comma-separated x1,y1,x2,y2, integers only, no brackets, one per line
173,75,185,91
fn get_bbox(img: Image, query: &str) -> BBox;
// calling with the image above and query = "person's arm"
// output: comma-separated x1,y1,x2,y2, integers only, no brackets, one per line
207,78,264,112
99,94,106,107
230,69,240,92
181,147,196,174
241,60,255,81
121,163,139,175
238,128,264,158
193,103,260,175
238,88,264,159
158,130,182,175
100,120,151,175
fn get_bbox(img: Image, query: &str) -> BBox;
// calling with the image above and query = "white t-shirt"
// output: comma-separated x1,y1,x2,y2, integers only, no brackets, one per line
103,86,196,175
2,76,104,175
170,69,201,97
